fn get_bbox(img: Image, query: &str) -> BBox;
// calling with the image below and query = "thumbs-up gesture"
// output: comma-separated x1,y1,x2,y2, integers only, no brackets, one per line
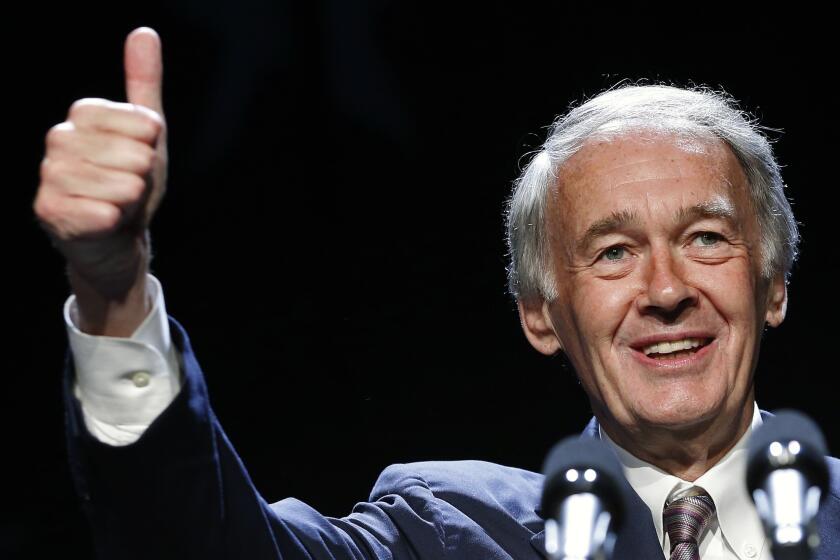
34,28,168,335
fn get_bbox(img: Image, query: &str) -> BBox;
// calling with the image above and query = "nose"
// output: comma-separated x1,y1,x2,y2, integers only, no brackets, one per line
635,249,698,321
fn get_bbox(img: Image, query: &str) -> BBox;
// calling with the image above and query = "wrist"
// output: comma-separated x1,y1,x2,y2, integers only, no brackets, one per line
68,234,152,336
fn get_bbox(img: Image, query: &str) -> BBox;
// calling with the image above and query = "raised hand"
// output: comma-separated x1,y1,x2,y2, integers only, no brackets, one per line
34,28,168,335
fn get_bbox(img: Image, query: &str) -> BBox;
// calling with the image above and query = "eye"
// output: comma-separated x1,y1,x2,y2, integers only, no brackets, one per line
600,246,627,261
693,232,723,247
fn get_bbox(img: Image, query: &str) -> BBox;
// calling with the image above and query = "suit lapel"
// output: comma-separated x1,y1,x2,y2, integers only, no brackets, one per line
529,530,547,558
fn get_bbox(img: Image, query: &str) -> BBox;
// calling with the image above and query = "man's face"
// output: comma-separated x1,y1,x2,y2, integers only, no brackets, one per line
521,134,786,435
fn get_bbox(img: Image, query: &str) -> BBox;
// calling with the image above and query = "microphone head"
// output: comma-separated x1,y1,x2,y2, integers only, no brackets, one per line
746,409,829,494
541,436,627,529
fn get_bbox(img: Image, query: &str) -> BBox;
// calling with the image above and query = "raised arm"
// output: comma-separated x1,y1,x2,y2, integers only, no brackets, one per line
32,27,453,560
33,28,539,559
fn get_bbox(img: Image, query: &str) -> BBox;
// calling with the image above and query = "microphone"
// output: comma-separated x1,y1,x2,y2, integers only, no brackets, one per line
541,437,627,560
746,410,829,560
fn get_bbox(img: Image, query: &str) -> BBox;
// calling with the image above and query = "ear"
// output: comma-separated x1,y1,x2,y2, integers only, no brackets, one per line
764,274,788,327
517,298,563,356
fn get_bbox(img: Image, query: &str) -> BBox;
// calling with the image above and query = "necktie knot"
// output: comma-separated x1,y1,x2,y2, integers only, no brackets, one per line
663,489,716,560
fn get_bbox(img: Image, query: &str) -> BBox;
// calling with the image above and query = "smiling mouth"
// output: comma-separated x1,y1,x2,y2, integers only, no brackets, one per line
641,338,713,360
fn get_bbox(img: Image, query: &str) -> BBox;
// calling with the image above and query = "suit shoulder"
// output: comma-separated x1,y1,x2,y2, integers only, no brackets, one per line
371,460,544,528
826,456,840,502
373,460,543,493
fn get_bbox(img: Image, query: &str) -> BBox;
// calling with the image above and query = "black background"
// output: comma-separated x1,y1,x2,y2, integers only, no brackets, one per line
6,3,838,557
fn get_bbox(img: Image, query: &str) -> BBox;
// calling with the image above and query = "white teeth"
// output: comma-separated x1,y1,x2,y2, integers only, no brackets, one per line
642,338,706,356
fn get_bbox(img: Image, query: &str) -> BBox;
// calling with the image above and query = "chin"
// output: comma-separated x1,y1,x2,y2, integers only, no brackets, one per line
632,394,724,431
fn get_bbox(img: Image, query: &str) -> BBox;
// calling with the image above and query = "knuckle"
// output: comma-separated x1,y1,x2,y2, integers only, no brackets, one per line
32,192,59,224
45,122,73,149
130,105,163,139
70,98,131,123
137,144,157,171
94,203,122,232
122,175,148,202
32,193,47,220
132,103,163,122
68,98,99,119
142,117,163,141
38,158,51,180
39,157,61,182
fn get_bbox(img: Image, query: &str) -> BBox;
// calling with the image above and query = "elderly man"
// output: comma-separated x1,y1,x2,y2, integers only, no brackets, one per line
36,28,839,559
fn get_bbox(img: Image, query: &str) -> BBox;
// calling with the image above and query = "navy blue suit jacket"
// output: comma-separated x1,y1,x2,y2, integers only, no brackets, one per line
65,318,840,559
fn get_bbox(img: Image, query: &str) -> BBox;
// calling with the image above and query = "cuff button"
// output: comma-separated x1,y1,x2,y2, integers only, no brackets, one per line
131,371,151,388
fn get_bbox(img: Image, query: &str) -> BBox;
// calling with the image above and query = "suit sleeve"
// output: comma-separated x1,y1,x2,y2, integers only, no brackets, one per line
64,316,448,559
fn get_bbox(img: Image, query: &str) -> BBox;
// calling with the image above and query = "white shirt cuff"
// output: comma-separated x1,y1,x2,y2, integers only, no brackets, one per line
65,274,181,446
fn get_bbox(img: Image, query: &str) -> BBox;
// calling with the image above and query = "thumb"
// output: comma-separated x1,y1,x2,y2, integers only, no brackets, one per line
124,27,164,114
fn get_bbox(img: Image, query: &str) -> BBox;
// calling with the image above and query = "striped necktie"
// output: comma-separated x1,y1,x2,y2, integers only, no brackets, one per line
663,488,716,560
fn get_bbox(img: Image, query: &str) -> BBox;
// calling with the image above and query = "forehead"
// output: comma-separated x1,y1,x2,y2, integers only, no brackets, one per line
551,134,752,236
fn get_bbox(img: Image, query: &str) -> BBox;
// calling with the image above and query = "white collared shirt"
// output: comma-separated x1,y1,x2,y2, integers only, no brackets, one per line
601,408,770,559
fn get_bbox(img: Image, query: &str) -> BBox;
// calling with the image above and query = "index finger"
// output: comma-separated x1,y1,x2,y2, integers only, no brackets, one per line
68,98,163,144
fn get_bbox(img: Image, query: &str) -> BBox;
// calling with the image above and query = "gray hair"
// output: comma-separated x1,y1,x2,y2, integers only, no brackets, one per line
505,84,799,303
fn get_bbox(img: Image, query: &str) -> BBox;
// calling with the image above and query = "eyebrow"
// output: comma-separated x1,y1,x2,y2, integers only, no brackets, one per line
575,197,737,252
577,210,640,252
674,198,736,226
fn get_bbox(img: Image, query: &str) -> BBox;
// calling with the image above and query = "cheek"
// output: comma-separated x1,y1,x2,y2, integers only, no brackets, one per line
568,278,638,324
690,263,760,324
564,277,638,347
